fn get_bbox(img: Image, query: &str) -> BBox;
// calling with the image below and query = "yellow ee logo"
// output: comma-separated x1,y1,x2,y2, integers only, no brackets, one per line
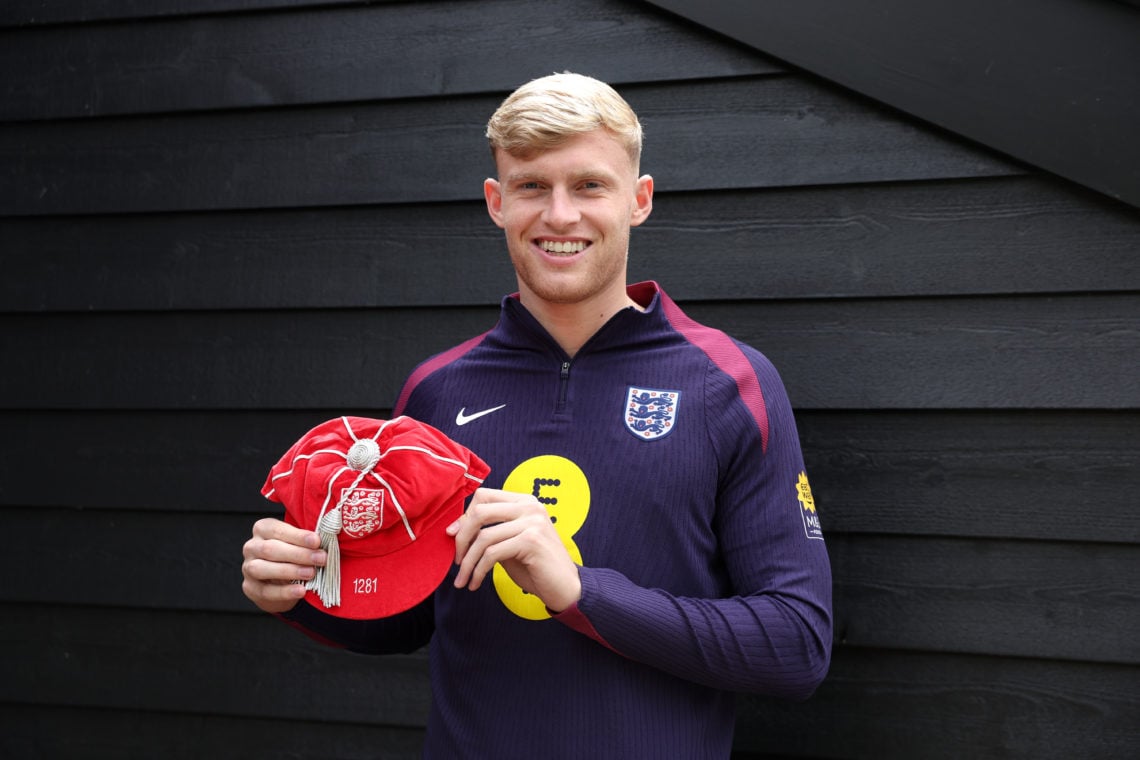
494,455,590,620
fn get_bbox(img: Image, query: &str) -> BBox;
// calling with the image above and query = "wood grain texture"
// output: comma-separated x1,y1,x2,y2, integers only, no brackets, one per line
2,409,1136,545
4,507,1136,665
0,76,1018,217
688,294,1139,410
828,535,1139,664
4,176,1137,314
0,0,383,27
0,410,376,513
0,0,778,120
0,605,433,725
3,293,1134,410
2,604,1135,758
798,410,1140,543
734,648,1140,759
1,2,1136,758
645,0,1140,207
0,704,426,760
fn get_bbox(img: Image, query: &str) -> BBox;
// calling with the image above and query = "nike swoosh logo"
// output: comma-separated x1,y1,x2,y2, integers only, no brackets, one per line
455,404,507,426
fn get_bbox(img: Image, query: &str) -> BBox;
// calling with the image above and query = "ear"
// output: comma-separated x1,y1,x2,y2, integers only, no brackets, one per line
484,178,506,229
629,174,654,228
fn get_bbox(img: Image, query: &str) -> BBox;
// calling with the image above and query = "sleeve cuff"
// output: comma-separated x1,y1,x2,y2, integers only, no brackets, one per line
549,568,620,654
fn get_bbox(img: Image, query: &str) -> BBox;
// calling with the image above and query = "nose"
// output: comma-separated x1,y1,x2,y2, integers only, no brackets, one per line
543,186,581,229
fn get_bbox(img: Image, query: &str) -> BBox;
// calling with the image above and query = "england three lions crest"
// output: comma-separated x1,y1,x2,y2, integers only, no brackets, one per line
340,487,385,539
625,387,681,441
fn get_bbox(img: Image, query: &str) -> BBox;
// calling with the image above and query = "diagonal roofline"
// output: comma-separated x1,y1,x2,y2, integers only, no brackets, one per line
644,0,1140,209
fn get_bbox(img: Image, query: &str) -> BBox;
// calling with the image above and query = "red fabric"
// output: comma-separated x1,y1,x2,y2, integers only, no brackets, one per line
262,415,490,619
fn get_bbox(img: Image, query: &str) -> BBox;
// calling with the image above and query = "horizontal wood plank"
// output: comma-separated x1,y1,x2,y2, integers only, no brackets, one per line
798,410,1140,543
0,306,480,411
0,410,374,514
0,1,390,27
3,3,1134,758
2,294,1135,410
1,409,1136,545
3,509,1135,663
646,0,1140,208
642,179,1140,301
0,0,779,121
4,176,1137,313
0,201,517,312
691,294,1139,410
0,704,426,760
0,605,433,726
827,536,1139,664
0,76,1018,217
734,648,1140,759
2,604,1135,758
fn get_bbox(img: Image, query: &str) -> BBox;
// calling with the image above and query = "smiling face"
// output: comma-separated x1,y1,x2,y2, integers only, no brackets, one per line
484,129,653,317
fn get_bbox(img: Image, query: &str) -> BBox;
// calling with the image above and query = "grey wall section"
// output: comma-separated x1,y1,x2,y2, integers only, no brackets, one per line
1,1,1138,758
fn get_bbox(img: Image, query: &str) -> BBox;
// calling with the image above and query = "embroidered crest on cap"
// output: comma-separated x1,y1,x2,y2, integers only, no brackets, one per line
261,415,490,618
341,487,385,539
796,471,824,540
624,387,680,441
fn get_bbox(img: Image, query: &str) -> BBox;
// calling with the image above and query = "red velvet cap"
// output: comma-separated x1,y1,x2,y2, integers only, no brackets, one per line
262,416,489,619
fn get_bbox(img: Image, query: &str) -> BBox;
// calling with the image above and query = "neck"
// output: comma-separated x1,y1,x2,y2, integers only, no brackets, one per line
520,286,641,358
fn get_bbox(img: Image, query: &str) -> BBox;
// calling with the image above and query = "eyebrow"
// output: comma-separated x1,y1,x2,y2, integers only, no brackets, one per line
504,168,620,185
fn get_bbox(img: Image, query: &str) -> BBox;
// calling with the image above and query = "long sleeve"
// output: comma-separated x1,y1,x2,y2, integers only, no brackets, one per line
374,283,832,756
555,345,832,699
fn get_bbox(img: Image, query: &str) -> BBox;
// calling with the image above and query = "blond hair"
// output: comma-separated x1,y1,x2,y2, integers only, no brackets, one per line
486,72,643,169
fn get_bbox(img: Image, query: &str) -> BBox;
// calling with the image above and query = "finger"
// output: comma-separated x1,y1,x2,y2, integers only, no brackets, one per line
452,521,517,589
241,575,307,612
450,499,540,571
461,528,553,594
455,508,560,591
242,550,319,583
454,493,546,540
465,487,545,516
448,504,506,565
245,575,307,599
243,533,327,569
251,517,321,550
462,540,513,592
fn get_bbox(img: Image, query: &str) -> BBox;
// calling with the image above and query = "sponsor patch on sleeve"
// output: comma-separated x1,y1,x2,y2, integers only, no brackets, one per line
796,471,824,540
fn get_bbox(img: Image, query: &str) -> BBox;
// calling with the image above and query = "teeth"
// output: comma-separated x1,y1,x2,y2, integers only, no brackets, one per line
540,240,587,254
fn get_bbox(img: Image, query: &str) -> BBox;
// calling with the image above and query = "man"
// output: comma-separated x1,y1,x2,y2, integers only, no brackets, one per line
243,72,832,758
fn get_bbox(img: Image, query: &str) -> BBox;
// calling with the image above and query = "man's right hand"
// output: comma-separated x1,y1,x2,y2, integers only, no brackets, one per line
241,517,326,614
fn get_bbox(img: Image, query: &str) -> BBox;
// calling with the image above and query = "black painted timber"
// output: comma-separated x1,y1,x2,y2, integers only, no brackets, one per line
644,0,1140,208
1,1,1137,758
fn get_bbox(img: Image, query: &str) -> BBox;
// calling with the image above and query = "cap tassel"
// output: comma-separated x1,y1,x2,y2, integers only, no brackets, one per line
307,507,343,608
307,431,382,609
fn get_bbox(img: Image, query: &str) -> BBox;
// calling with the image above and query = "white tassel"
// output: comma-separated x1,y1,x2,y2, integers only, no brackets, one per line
307,507,343,608
307,433,380,609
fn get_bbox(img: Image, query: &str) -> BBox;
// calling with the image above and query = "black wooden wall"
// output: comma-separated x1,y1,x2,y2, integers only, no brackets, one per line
2,1,1137,758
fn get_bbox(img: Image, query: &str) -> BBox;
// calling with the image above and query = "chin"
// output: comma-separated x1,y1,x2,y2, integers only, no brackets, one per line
529,283,591,305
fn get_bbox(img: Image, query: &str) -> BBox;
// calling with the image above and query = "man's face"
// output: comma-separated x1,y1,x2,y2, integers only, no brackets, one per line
484,129,653,311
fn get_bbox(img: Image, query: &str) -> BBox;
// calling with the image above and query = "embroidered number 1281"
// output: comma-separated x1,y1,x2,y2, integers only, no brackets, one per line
353,577,378,594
